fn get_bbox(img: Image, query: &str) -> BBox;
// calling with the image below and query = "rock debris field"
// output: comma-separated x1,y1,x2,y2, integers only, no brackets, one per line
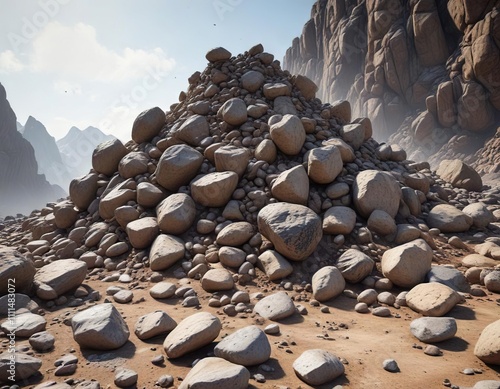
0,45,499,389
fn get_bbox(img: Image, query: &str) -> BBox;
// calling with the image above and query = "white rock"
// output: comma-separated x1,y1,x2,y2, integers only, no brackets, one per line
201,268,234,292
34,259,87,300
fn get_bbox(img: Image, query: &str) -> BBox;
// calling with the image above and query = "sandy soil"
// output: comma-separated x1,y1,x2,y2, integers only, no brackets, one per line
3,265,499,389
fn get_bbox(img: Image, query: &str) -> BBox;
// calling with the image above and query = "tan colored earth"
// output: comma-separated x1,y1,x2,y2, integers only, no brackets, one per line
3,252,499,389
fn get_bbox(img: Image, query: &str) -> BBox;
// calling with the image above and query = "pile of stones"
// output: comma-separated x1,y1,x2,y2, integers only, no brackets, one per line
0,45,499,388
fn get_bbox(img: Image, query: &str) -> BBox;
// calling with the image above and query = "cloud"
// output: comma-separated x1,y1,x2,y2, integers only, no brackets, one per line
31,22,175,82
0,50,25,73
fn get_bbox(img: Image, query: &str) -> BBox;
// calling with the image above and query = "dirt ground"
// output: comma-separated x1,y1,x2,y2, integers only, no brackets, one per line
3,264,499,389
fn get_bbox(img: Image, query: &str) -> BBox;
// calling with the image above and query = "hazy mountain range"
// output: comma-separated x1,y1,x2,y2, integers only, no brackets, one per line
17,118,115,190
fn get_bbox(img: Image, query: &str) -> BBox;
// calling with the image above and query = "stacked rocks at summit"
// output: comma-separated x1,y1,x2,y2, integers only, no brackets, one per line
1,44,499,387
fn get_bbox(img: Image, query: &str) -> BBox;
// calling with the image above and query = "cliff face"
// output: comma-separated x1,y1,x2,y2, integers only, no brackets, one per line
283,0,500,167
22,116,72,189
0,83,64,216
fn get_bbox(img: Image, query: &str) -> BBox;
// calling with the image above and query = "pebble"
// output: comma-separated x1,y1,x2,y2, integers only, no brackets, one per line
382,359,399,372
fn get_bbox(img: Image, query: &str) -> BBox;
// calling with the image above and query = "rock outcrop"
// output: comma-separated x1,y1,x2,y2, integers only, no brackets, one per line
0,83,64,217
283,0,500,169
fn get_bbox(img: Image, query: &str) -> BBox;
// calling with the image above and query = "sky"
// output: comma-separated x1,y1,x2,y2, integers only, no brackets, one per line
0,0,316,142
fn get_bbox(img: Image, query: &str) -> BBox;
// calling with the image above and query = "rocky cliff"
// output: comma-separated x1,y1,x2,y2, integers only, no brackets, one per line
22,116,72,189
283,0,500,169
0,83,64,217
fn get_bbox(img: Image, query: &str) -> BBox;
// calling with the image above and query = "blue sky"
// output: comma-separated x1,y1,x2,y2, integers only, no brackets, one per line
0,0,316,141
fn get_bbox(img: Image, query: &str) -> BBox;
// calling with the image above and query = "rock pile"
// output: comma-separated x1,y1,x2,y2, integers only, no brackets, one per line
0,44,499,387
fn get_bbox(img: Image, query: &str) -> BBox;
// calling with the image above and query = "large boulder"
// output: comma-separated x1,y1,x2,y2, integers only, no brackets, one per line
253,291,296,321
381,239,433,288
257,250,293,281
206,47,232,62
163,312,221,358
1,312,46,337
149,234,185,271
126,217,158,249
118,151,149,179
92,139,128,176
99,187,136,221
241,70,265,92
214,145,250,178
218,98,247,126
306,145,343,184
406,283,462,317
131,107,164,144
0,246,35,296
69,172,99,210
474,319,500,365
71,304,130,350
0,352,41,382
353,170,402,218
157,194,196,235
271,165,309,205
172,114,209,146
322,206,357,235
258,203,322,261
269,114,306,155
214,325,271,366
155,144,203,192
335,249,374,283
312,266,345,302
410,317,457,343
134,310,177,340
462,202,495,229
34,259,87,300
426,266,471,293
427,204,473,233
178,357,250,389
191,172,239,207
293,349,345,386
436,159,483,192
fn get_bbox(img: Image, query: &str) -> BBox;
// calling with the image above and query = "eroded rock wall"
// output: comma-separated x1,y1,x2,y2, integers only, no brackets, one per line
283,0,500,166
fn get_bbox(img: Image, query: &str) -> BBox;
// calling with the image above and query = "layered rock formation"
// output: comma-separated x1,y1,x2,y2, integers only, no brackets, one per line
0,83,64,217
283,0,500,167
